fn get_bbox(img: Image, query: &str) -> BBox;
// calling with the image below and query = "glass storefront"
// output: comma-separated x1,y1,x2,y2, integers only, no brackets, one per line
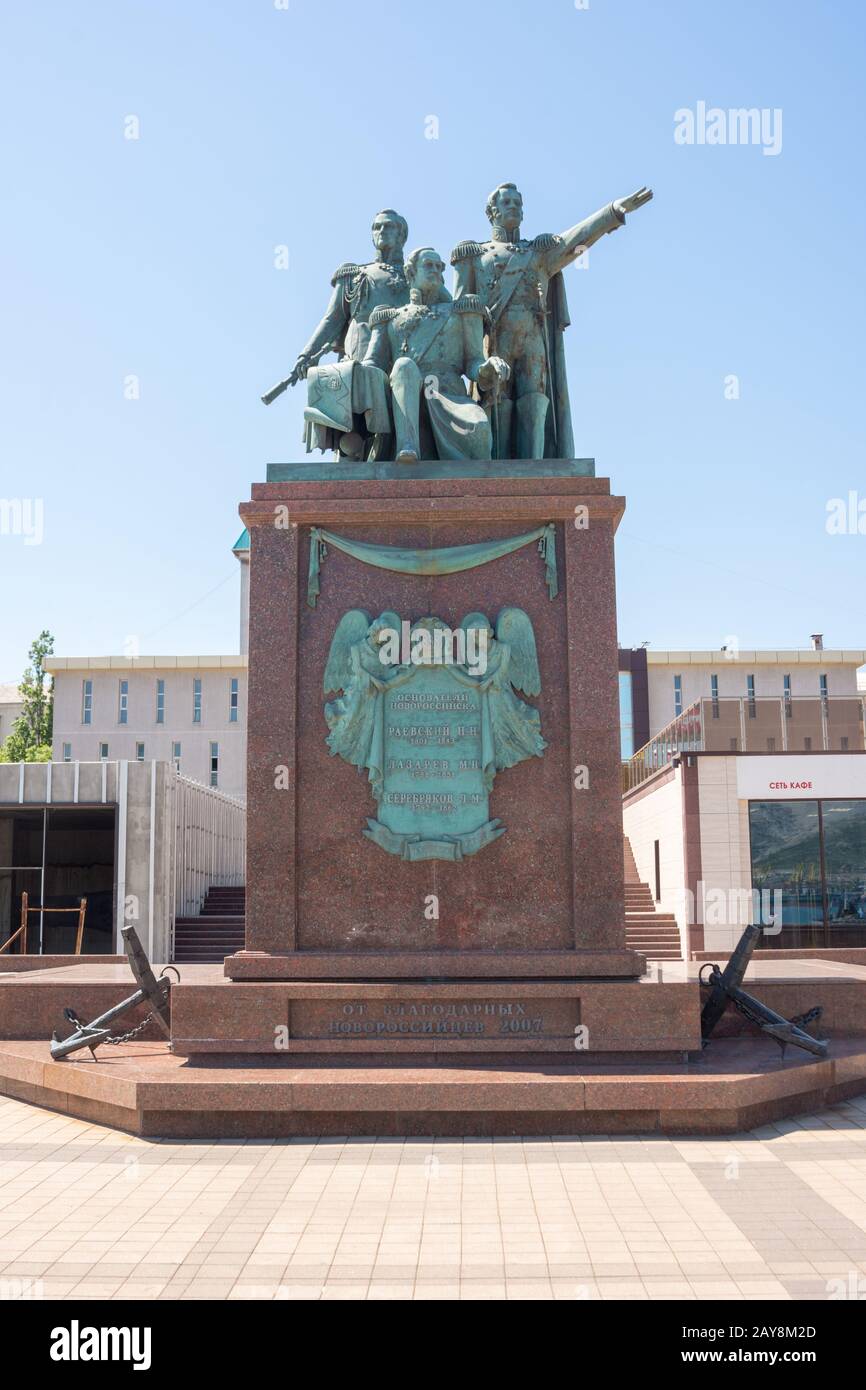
749,798,866,947
823,800,866,942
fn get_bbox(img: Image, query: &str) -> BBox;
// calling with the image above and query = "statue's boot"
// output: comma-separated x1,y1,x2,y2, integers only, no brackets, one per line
390,356,422,463
493,398,513,459
515,391,549,460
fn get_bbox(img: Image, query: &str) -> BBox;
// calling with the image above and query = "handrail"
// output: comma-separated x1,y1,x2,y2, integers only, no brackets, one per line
624,694,866,792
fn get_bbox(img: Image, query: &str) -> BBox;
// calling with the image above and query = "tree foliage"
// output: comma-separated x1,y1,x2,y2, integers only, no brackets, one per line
0,631,54,762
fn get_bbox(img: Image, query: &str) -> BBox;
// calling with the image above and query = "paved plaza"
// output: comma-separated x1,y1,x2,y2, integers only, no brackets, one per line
2,1092,866,1301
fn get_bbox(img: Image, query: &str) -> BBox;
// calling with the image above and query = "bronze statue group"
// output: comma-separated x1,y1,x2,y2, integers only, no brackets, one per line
263,181,652,465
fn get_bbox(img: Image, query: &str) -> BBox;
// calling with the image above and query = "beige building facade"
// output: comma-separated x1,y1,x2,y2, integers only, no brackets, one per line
0,685,25,749
645,647,866,739
43,529,251,800
46,656,248,800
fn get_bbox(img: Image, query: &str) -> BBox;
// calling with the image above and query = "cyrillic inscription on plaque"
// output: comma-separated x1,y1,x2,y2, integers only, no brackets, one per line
378,667,490,856
290,998,580,1043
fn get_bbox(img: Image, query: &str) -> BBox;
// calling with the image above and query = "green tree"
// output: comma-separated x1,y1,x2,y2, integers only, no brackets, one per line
0,631,54,762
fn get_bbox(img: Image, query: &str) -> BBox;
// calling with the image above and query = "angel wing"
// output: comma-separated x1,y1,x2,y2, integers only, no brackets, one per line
495,607,541,696
323,609,371,693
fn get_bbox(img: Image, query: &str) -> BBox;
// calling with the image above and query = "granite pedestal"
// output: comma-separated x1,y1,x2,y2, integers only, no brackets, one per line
187,459,698,1058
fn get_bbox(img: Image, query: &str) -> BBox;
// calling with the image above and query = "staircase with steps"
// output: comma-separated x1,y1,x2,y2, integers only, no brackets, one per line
173,885,246,964
172,860,679,965
623,839,682,960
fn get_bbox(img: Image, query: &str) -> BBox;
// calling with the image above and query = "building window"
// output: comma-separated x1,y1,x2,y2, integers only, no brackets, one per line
673,674,683,718
804,736,813,751
172,741,181,772
767,737,776,752
820,673,829,710
118,679,128,725
783,673,792,717
193,678,202,724
82,679,92,726
99,743,109,760
730,737,738,751
229,677,239,724
209,741,219,788
710,673,719,717
62,743,72,762
156,679,165,725
842,736,850,751
746,674,756,716
135,742,145,762
618,671,634,760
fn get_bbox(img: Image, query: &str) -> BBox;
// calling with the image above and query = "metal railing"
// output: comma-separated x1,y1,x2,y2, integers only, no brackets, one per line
624,695,866,792
169,773,246,949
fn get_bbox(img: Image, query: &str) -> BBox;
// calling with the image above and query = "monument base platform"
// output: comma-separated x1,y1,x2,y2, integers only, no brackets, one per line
170,974,698,1055
2,1037,865,1137
3,959,862,1137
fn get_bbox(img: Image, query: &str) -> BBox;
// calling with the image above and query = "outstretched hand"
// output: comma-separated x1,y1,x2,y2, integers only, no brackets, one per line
614,186,653,217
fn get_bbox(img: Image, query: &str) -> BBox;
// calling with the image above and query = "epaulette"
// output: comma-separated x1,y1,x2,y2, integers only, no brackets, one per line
450,240,482,265
532,233,562,251
453,294,484,315
330,262,361,286
369,305,399,327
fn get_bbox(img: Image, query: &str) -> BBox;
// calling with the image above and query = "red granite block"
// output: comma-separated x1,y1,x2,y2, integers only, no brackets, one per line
238,473,638,989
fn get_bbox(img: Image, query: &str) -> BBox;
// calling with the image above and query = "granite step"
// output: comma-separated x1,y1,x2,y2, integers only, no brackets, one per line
174,883,246,961
4,1035,860,1137
625,915,679,923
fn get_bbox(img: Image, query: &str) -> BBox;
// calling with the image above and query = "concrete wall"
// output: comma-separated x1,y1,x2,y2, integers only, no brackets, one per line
0,760,175,962
48,661,247,799
622,766,687,950
623,755,762,957
696,757,753,954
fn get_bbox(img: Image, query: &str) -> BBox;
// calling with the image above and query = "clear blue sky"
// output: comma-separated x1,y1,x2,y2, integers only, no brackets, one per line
1,0,864,682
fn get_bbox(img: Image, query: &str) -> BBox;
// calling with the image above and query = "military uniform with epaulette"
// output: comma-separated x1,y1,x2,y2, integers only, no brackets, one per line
302,259,410,368
361,292,496,463
297,258,410,459
451,199,628,459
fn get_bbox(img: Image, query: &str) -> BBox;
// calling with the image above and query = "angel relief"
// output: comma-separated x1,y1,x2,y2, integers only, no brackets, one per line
323,608,547,861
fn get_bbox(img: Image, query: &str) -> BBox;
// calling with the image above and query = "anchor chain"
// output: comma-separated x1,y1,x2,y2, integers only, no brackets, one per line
63,1007,158,1047
103,1011,157,1045
728,991,768,1028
